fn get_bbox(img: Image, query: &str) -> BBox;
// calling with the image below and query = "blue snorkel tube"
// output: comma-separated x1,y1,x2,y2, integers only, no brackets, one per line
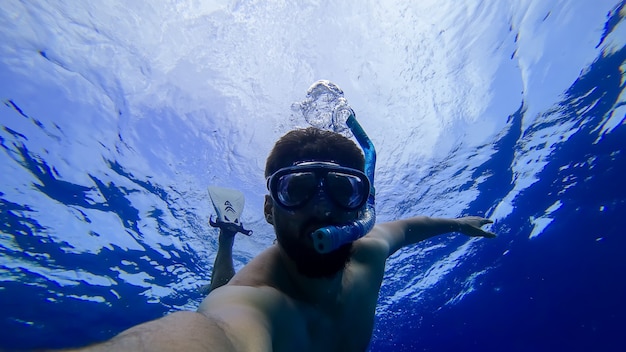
295,80,376,254
311,111,377,254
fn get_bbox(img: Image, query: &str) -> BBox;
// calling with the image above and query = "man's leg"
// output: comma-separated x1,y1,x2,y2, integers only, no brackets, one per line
204,186,252,293
209,228,236,292
202,219,251,294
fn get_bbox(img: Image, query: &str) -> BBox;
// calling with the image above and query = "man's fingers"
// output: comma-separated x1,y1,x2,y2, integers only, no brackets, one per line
478,219,495,238
484,231,496,238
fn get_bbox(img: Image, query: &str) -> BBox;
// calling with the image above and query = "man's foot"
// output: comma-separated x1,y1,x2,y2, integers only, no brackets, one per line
209,216,253,236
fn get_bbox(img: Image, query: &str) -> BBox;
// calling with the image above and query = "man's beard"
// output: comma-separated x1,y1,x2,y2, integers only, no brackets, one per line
278,230,353,279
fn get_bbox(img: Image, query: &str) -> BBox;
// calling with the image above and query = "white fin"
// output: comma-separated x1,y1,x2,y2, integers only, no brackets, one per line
207,186,245,224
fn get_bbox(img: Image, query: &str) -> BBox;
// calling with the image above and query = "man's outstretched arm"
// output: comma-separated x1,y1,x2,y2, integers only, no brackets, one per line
368,216,496,257
60,311,236,352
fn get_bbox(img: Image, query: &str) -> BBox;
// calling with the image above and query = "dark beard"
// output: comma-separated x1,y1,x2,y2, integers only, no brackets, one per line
278,232,353,279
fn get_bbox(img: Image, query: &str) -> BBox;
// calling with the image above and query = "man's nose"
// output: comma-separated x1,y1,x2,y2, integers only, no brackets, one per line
309,189,334,218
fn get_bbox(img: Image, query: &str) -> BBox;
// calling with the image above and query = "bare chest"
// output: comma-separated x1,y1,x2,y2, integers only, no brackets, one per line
273,295,376,352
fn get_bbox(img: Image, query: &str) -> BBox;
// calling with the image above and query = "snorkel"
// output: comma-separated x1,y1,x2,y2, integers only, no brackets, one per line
292,80,376,254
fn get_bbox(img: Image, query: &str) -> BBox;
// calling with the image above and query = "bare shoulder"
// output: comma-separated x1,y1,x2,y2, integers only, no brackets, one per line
198,284,287,314
351,224,398,263
198,285,288,351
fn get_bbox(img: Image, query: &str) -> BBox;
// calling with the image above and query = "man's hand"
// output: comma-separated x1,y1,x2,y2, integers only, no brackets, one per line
456,216,496,238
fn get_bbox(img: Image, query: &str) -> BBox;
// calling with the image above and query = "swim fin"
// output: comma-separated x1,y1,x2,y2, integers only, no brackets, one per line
207,186,252,236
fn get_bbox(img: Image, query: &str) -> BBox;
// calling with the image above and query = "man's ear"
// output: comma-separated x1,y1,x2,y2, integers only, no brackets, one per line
264,195,274,225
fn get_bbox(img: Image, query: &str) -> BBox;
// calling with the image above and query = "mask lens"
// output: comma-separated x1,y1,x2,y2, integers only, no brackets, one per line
276,172,317,208
326,172,367,209
268,162,369,210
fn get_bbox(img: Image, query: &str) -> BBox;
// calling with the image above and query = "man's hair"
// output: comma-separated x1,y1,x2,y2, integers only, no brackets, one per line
265,127,365,177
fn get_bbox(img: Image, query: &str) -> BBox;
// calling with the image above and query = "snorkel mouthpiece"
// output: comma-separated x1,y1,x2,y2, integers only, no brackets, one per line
294,80,376,254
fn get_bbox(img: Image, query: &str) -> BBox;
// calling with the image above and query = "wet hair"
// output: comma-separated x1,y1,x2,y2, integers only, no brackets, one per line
265,127,365,177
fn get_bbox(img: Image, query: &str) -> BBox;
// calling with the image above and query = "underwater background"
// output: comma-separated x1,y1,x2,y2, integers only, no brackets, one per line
1,1,625,351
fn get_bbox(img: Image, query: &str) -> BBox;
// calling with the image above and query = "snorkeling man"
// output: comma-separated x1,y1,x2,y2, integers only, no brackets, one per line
67,127,495,352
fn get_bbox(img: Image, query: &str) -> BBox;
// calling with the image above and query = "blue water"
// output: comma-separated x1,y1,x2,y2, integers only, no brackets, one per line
372,27,626,351
1,1,625,351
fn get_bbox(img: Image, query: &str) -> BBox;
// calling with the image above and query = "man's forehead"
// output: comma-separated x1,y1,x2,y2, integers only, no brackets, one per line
292,160,337,166
291,158,360,170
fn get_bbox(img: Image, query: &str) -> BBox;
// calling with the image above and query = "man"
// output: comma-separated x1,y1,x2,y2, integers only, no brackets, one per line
70,127,495,351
